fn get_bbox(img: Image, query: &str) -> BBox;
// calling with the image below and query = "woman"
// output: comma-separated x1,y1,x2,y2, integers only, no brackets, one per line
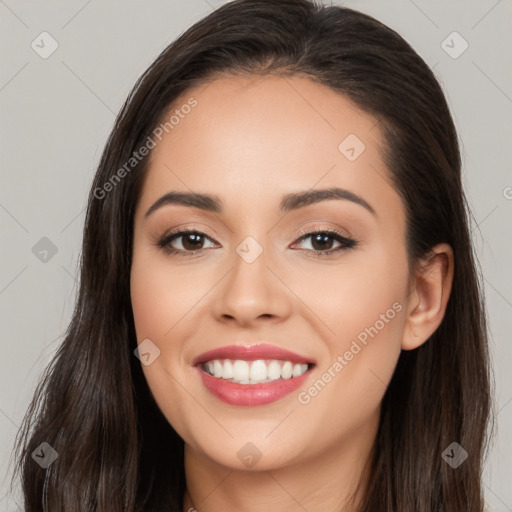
12,0,494,510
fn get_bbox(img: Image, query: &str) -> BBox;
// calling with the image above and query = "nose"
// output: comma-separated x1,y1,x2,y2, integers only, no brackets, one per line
211,242,292,328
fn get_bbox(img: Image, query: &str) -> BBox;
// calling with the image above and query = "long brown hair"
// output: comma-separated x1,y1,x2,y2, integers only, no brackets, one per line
10,1,495,510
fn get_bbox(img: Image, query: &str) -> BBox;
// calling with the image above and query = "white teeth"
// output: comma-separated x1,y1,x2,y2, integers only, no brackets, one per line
202,359,310,384
223,360,234,379
292,363,304,378
267,360,281,380
213,360,223,378
281,361,293,379
233,360,250,381
250,360,267,381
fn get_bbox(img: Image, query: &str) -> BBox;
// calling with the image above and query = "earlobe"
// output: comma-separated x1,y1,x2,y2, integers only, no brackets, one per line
401,243,454,351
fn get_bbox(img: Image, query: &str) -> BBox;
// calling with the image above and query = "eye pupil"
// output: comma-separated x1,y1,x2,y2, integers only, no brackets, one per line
311,233,333,251
182,233,203,251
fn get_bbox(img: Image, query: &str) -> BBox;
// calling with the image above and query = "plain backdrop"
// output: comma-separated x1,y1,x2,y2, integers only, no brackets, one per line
1,1,511,510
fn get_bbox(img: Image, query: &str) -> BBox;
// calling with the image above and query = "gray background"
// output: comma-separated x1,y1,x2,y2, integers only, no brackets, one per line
1,0,511,510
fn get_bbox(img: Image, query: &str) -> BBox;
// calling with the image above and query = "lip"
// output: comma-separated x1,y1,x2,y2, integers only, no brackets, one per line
196,366,314,406
192,343,315,366
192,343,316,406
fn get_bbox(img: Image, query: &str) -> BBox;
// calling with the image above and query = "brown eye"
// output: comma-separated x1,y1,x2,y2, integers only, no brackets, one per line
157,230,217,255
180,232,206,251
309,233,336,251
293,230,357,257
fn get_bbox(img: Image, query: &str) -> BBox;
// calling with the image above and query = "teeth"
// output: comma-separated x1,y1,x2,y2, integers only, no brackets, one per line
292,363,304,377
250,360,267,381
281,361,293,379
213,360,223,378
223,360,234,379
267,360,281,380
233,360,249,381
202,359,309,384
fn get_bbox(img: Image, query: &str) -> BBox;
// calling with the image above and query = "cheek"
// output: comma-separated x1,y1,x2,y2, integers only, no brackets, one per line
292,243,407,414
130,255,200,441
338,250,408,374
130,261,167,340
130,253,208,341
290,242,408,348
295,300,405,447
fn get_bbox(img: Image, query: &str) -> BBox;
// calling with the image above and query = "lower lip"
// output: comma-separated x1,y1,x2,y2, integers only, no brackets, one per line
197,366,313,406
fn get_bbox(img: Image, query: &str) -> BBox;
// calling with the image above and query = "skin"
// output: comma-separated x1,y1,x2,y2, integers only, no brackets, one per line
130,74,454,512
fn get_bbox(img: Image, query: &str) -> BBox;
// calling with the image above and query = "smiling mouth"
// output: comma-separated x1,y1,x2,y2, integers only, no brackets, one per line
200,358,314,384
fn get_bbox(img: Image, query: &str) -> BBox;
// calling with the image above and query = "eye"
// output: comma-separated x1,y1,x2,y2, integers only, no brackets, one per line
157,230,217,256
292,229,357,257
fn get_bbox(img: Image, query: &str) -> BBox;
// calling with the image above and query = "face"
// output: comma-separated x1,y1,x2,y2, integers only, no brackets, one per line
130,74,410,472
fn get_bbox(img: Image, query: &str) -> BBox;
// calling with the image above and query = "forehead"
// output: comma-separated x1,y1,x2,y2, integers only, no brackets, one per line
138,74,399,218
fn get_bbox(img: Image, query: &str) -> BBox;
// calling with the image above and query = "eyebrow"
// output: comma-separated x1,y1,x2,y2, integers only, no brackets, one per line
144,186,376,218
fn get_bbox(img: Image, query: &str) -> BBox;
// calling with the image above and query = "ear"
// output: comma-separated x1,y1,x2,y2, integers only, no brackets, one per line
401,243,454,351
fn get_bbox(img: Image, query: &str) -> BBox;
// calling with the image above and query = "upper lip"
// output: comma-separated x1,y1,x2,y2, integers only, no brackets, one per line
192,343,315,366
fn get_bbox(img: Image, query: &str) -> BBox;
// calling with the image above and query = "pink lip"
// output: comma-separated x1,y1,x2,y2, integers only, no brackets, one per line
192,343,315,406
192,343,315,366
197,367,313,406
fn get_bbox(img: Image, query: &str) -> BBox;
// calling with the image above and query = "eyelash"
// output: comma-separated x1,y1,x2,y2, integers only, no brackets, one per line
155,226,358,258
